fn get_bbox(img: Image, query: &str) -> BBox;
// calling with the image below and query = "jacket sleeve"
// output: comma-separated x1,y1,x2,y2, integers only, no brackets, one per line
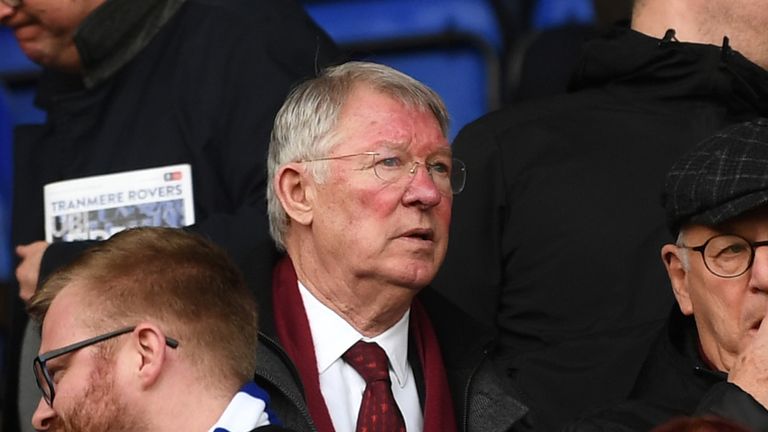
695,382,768,430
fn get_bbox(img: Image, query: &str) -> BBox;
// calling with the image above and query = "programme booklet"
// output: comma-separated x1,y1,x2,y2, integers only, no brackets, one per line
43,164,195,243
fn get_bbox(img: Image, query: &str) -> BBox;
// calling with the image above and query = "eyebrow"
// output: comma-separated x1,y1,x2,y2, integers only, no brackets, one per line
430,148,453,158
375,141,453,158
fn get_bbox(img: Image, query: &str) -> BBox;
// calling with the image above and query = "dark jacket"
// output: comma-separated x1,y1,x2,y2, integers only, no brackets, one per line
4,0,337,430
13,0,337,292
253,283,532,432
432,26,768,430
564,310,768,431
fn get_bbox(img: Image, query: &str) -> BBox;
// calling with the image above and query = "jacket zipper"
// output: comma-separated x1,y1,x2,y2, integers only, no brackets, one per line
257,332,318,432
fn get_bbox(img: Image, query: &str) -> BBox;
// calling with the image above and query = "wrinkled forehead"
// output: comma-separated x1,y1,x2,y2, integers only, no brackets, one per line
331,88,448,154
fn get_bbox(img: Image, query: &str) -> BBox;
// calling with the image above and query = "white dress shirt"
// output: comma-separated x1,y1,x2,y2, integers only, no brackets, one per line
298,282,424,432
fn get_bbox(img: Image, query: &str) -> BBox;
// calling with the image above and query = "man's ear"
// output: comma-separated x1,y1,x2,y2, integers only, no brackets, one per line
129,323,170,389
661,244,693,315
274,163,315,227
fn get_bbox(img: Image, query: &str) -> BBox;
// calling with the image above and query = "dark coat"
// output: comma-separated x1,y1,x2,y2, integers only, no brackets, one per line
432,26,768,430
3,0,338,430
253,278,532,432
564,310,768,431
13,0,337,292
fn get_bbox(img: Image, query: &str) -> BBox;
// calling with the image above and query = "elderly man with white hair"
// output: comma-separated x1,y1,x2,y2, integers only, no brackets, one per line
255,61,532,432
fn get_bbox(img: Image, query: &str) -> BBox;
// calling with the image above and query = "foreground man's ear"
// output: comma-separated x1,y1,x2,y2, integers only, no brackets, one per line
131,323,171,389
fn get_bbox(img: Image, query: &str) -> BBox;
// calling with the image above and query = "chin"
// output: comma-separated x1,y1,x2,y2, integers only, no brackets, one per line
391,262,438,288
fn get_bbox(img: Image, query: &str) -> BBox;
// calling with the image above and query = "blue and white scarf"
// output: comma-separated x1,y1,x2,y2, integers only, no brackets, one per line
208,382,282,432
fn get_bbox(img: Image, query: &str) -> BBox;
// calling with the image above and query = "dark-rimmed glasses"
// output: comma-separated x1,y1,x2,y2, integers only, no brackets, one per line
0,0,21,8
300,151,467,195
33,326,179,407
680,234,768,278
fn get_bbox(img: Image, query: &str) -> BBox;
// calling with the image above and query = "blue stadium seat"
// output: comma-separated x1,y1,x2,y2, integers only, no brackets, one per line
0,28,45,126
304,0,503,140
0,88,13,282
1,86,44,126
531,0,595,29
305,0,503,49
0,27,44,283
0,27,40,81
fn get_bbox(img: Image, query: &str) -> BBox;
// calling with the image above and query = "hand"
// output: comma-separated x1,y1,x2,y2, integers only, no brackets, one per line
15,241,49,303
727,316,768,409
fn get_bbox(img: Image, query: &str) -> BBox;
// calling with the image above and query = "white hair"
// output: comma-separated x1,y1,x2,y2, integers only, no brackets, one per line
676,230,690,271
266,61,450,250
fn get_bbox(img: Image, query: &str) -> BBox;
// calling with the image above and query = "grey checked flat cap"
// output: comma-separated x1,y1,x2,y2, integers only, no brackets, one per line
663,117,768,234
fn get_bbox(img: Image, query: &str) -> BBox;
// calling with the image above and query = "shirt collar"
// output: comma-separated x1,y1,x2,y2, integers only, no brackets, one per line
298,281,412,388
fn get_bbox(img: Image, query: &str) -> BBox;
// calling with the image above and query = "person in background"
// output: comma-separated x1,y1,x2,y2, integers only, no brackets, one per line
433,0,768,428
565,118,768,431
261,61,530,432
0,0,338,430
28,227,289,431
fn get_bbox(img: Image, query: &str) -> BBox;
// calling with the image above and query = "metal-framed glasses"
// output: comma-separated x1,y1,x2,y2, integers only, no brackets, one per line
300,151,467,195
680,234,768,278
33,326,179,407
1,0,21,8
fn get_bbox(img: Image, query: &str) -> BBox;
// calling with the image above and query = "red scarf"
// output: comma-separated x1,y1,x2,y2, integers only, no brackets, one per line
272,257,458,432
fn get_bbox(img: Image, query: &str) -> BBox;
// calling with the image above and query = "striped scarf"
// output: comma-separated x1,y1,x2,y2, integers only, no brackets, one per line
209,382,282,432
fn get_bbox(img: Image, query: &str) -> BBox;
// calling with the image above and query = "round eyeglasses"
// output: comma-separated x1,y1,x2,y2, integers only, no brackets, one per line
680,234,768,278
300,151,466,195
1,0,21,8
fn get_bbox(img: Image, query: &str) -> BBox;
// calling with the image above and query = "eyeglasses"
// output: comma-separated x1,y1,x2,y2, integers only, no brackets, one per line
680,234,768,278
1,0,21,8
33,326,179,407
300,151,467,195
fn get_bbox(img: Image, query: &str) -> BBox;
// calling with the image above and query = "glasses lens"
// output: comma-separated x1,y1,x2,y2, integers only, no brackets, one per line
370,154,401,184
450,158,466,194
703,235,752,277
33,359,53,406
371,154,466,196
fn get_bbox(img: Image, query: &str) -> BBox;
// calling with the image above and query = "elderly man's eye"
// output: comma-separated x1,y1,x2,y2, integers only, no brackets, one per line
428,161,451,175
717,243,749,257
376,157,403,169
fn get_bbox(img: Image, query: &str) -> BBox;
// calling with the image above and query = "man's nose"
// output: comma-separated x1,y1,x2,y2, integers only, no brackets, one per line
31,398,55,431
748,245,768,292
402,163,442,207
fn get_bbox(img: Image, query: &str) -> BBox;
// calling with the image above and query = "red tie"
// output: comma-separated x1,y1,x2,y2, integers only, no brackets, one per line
343,341,407,432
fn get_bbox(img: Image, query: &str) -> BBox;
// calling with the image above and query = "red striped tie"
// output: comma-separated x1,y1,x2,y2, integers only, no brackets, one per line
343,341,407,432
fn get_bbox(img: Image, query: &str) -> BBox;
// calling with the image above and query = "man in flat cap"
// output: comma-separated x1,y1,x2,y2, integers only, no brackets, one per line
566,118,768,431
